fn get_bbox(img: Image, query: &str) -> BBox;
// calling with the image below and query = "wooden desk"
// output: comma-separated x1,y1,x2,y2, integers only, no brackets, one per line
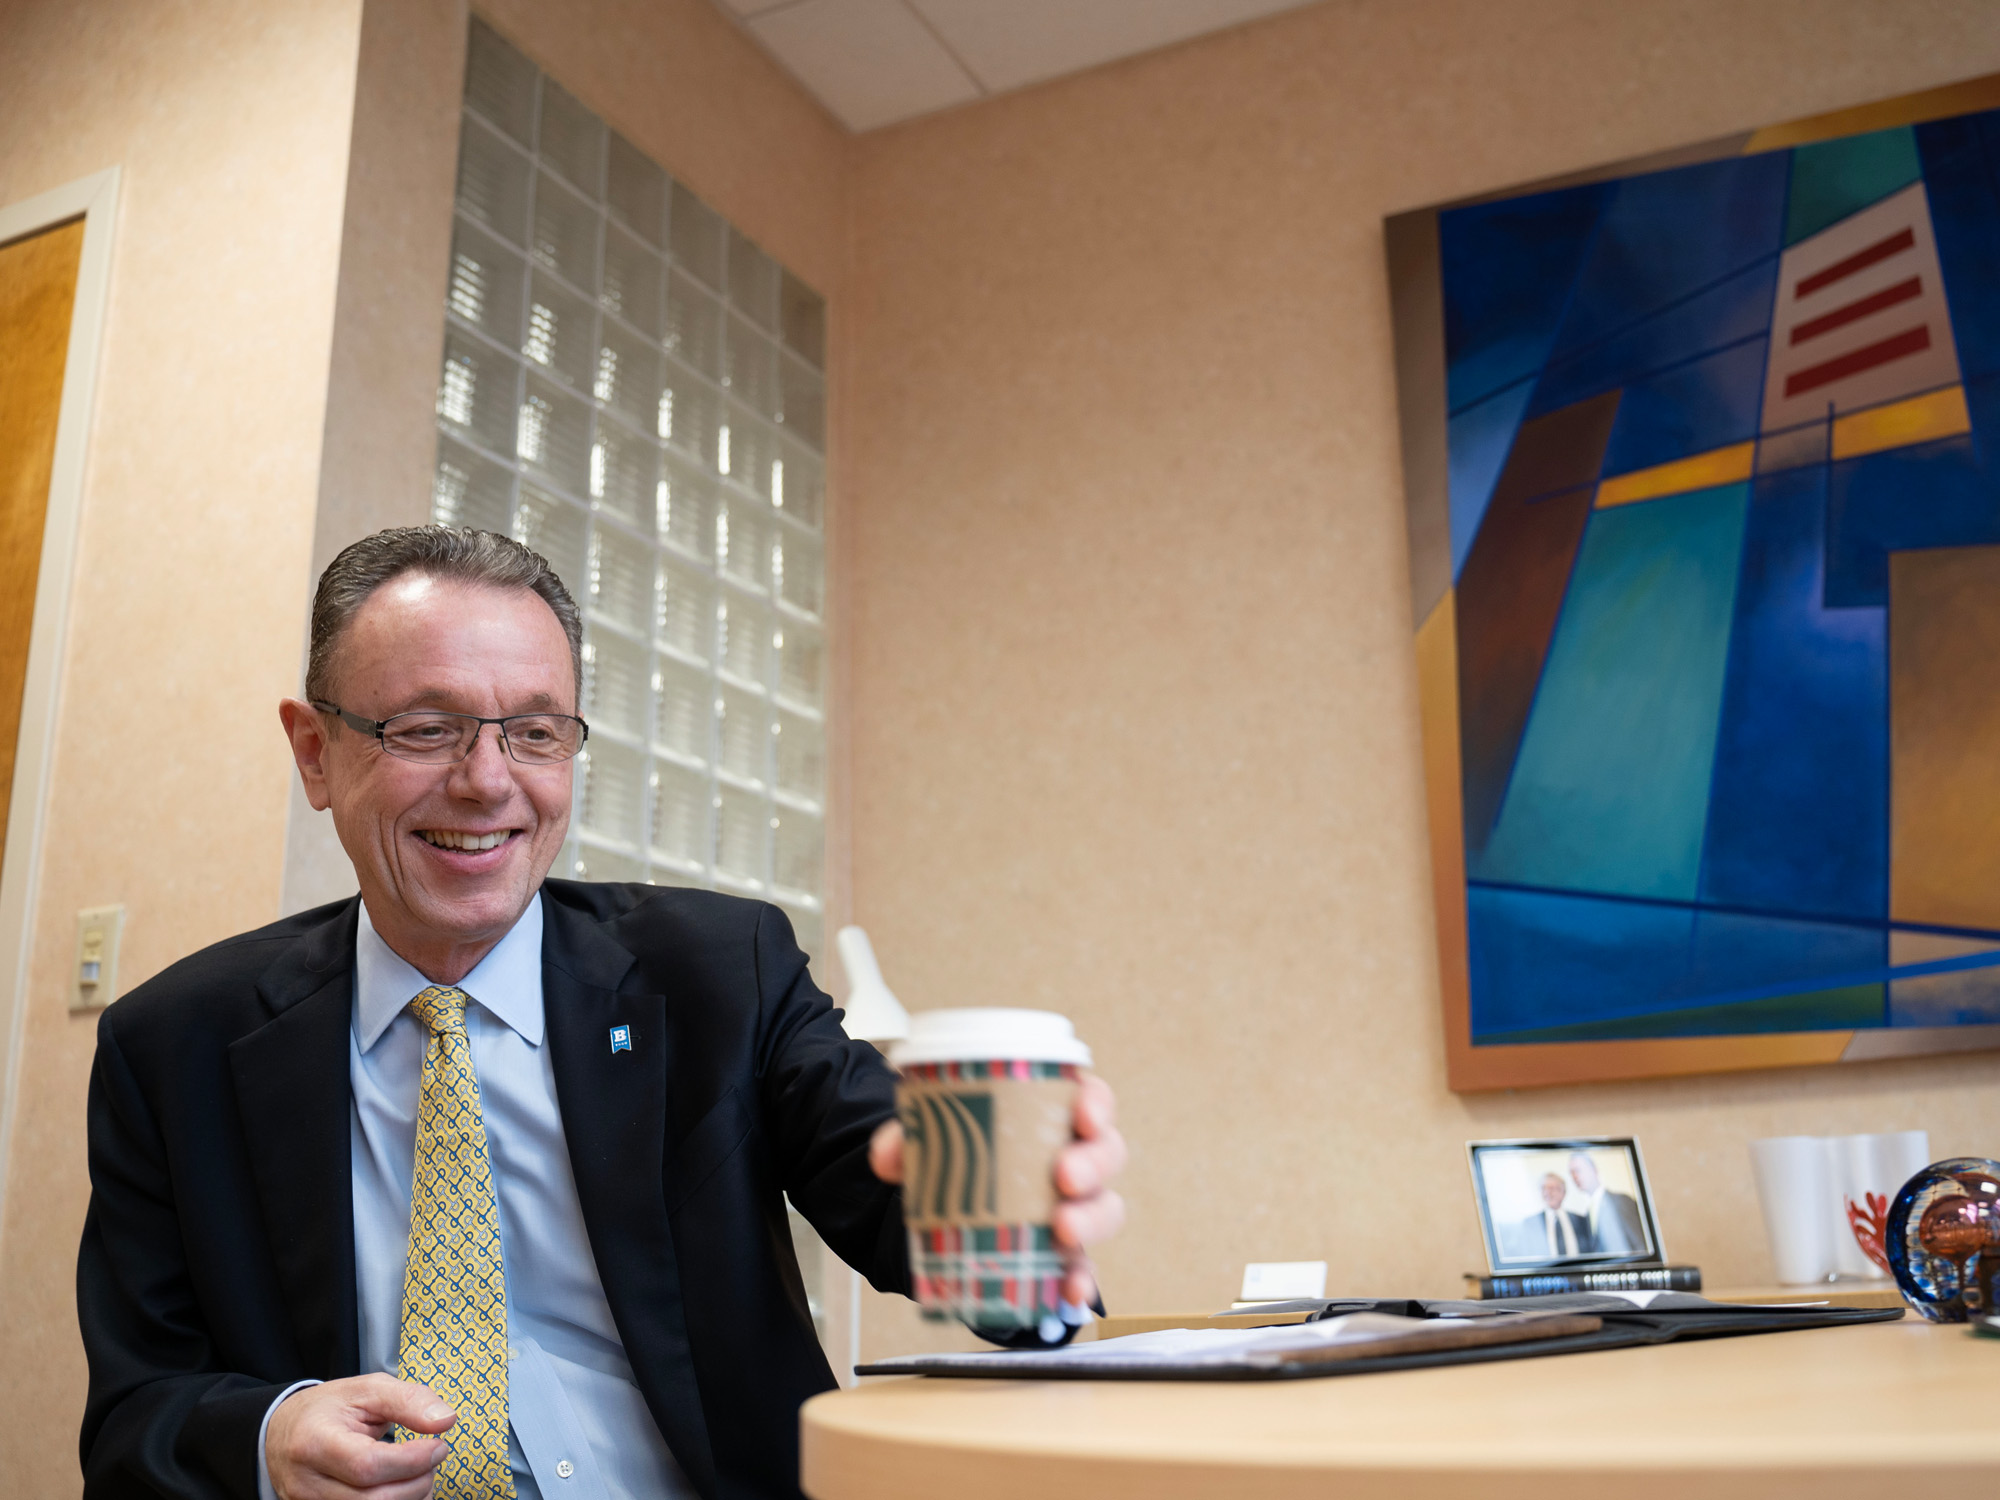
802,1318,1996,1500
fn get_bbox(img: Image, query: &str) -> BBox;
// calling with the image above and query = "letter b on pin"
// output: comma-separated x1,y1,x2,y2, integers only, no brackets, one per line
609,1025,632,1054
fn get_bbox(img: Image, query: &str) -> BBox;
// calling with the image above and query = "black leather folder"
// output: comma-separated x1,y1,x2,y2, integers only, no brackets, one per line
855,1293,1903,1381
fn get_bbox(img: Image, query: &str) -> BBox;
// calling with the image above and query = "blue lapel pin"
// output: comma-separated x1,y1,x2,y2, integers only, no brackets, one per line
609,1025,632,1054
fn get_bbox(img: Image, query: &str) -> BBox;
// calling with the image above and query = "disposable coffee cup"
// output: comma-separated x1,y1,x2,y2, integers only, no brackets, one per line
1750,1135,1835,1285
889,1008,1091,1334
1827,1129,1929,1279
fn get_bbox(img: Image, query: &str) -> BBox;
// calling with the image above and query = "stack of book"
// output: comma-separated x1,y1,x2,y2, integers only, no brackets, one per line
1465,1264,1702,1299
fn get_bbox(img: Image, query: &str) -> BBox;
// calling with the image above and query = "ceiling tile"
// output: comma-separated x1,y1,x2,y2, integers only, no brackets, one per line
749,0,981,132
909,0,1321,94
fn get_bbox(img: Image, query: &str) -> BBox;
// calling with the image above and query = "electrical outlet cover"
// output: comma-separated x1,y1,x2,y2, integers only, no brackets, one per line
71,904,125,1012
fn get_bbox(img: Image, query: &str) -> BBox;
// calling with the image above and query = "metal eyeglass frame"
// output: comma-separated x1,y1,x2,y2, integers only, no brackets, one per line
311,700,590,765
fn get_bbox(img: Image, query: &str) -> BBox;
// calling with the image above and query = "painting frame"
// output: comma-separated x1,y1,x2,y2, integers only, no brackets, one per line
1389,72,2000,1091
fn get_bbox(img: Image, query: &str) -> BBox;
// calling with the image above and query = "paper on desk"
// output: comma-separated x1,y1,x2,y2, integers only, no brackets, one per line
1597,1291,1829,1310
876,1314,1485,1374
1603,1291,1667,1308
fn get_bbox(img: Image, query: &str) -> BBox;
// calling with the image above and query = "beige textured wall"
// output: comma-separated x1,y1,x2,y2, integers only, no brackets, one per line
843,0,2000,1350
0,1,366,1492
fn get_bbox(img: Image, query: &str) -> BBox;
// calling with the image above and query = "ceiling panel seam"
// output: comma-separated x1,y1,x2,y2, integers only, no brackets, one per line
899,0,993,95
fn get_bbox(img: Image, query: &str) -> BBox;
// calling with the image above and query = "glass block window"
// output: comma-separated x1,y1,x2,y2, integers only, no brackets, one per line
434,18,830,962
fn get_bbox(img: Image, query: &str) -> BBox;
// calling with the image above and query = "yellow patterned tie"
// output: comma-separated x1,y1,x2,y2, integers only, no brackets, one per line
396,985,514,1498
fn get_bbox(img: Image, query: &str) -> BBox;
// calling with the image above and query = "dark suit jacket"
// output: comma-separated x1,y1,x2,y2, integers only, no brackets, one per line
77,881,908,1500
1593,1189,1649,1256
1505,1208,1591,1261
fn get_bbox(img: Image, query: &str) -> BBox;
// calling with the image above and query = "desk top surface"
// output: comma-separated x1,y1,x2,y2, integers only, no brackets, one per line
802,1318,1998,1500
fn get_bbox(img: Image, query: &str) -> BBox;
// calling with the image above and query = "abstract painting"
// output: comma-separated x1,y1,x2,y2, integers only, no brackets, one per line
1387,74,2000,1089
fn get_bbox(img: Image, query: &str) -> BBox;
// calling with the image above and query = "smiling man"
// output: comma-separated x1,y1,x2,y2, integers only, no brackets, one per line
76,528,1125,1500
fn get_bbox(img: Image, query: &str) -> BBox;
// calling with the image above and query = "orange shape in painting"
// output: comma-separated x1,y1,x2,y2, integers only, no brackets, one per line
1831,384,1971,460
1595,442,1755,508
1890,545,2000,931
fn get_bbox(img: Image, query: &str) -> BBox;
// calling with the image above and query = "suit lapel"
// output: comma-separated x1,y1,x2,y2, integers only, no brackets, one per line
228,899,362,1377
541,894,717,1497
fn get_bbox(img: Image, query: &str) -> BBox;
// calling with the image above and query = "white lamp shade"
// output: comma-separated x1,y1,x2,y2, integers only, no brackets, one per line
834,925,910,1044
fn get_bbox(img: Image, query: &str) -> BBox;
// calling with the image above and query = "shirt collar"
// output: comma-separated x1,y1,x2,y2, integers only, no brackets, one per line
353,894,546,1053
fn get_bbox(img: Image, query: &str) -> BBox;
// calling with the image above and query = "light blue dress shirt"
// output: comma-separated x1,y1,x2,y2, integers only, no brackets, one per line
257,897,693,1500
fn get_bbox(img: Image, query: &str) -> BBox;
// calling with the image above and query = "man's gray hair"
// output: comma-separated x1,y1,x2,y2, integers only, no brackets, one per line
305,526,584,704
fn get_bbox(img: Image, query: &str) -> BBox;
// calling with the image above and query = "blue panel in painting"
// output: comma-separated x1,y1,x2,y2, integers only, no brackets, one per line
1468,885,1895,1039
1531,258,1778,418
1598,338,1768,476
1689,909,1886,1009
1439,182,1608,414
1543,153,1787,364
1824,409,2000,608
1916,110,2000,383
1467,885,1695,1035
1891,961,2000,1027
1447,381,1535,578
1470,483,1749,901
1699,467,1888,922
1968,362,2000,456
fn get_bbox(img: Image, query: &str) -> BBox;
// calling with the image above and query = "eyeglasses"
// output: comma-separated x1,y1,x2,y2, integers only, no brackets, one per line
312,701,589,765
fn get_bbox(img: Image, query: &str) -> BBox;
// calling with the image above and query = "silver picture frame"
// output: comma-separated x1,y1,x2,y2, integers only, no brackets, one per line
1467,1136,1666,1276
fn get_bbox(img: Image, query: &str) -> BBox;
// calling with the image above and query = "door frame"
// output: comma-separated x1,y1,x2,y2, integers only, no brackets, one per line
0,168,120,1214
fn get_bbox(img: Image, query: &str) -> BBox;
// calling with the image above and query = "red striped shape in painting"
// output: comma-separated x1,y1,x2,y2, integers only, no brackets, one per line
1783,324,1932,397
1791,276,1923,345
1795,227,1915,298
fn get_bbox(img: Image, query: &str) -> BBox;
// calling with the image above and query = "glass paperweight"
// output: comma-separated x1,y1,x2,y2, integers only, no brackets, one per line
1884,1157,2000,1323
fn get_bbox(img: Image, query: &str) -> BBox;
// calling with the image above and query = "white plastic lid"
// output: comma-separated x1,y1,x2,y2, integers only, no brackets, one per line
887,1007,1093,1068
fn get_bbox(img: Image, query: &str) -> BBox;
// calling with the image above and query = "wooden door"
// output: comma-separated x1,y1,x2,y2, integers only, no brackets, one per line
0,218,84,873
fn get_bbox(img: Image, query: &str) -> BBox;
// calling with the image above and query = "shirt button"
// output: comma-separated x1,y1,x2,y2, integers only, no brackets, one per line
556,1460,574,1480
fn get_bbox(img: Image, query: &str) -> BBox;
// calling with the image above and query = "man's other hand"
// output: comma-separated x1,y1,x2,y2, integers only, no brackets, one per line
869,1072,1128,1308
267,1373,454,1500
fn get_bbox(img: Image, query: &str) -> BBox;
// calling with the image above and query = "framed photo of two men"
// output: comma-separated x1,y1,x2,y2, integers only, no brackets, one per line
1469,1137,1665,1274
